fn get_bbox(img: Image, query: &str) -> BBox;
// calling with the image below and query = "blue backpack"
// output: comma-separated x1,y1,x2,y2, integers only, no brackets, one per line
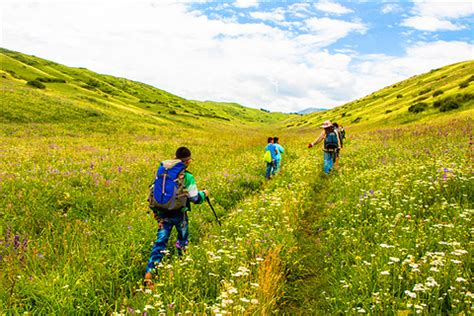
148,161,187,211
324,132,339,150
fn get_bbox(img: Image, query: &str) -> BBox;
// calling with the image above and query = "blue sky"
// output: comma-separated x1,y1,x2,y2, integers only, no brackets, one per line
1,0,473,112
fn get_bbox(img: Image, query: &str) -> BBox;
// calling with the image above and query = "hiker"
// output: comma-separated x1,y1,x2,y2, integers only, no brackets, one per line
307,120,340,174
272,136,285,175
264,137,277,179
145,146,209,285
339,124,346,140
332,122,344,168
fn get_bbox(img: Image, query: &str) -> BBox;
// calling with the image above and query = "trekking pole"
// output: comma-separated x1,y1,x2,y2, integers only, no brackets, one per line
205,196,221,226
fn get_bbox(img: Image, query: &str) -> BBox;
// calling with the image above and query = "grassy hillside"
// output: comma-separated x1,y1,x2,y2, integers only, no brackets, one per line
1,49,472,314
286,60,474,129
0,48,290,131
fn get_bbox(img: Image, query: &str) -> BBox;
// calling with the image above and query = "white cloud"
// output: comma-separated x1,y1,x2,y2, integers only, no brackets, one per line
1,2,472,113
250,8,286,22
303,18,367,47
314,0,353,15
401,1,473,31
411,1,473,19
401,16,464,31
381,4,401,14
234,0,259,9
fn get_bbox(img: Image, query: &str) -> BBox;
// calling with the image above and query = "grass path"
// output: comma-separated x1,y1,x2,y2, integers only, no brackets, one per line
278,168,333,314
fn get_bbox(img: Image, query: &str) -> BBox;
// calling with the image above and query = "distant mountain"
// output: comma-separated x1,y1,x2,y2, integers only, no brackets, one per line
296,107,328,115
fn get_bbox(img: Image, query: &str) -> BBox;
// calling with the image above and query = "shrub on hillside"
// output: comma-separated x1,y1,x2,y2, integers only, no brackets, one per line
6,70,21,79
36,77,66,83
26,80,46,89
408,102,427,113
414,95,429,102
459,82,469,89
439,100,460,112
432,90,444,97
169,110,177,115
418,88,432,95
433,93,473,112
351,117,362,124
385,109,393,114
396,94,403,99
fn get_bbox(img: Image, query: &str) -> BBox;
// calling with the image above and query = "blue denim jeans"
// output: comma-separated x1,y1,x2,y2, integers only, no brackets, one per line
323,151,335,174
146,211,188,273
273,159,281,175
266,160,275,179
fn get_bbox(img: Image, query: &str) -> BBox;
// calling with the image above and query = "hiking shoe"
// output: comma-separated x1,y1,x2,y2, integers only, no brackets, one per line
144,272,154,289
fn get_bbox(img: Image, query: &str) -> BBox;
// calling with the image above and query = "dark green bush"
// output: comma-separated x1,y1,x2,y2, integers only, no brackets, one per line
439,100,460,112
419,88,432,95
432,90,444,97
36,77,66,83
414,95,429,102
459,82,469,89
385,110,393,114
432,93,473,111
169,110,177,115
408,102,427,113
351,117,362,124
396,94,403,99
27,80,46,89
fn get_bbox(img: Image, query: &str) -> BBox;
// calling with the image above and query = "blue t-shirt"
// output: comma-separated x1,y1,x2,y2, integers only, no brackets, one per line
265,143,277,160
274,143,284,160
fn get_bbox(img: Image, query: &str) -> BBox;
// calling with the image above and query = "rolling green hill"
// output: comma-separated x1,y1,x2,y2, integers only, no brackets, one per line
0,48,290,133
1,49,472,314
286,60,474,130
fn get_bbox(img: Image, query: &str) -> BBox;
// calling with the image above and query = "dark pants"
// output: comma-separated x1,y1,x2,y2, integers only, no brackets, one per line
146,211,188,273
266,160,276,179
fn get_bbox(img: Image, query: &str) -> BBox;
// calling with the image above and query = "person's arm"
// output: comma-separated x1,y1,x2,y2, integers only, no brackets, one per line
184,172,206,204
279,145,285,153
337,131,342,149
311,131,325,146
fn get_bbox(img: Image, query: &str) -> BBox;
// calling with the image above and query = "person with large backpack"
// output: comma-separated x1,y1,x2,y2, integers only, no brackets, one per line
145,146,209,286
307,120,341,174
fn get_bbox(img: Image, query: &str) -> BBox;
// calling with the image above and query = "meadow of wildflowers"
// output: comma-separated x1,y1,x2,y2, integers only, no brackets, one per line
1,49,473,314
286,117,472,314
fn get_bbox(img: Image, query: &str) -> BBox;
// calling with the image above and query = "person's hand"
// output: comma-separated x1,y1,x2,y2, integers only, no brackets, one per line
203,189,210,197
308,143,313,149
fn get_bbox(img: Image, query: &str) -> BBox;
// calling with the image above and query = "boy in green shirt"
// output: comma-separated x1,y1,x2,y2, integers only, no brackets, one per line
145,147,208,285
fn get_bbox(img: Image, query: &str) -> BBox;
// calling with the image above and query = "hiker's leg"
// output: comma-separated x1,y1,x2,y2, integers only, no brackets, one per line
334,150,340,167
323,151,333,174
175,212,189,256
274,159,281,174
146,219,172,273
266,162,272,179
